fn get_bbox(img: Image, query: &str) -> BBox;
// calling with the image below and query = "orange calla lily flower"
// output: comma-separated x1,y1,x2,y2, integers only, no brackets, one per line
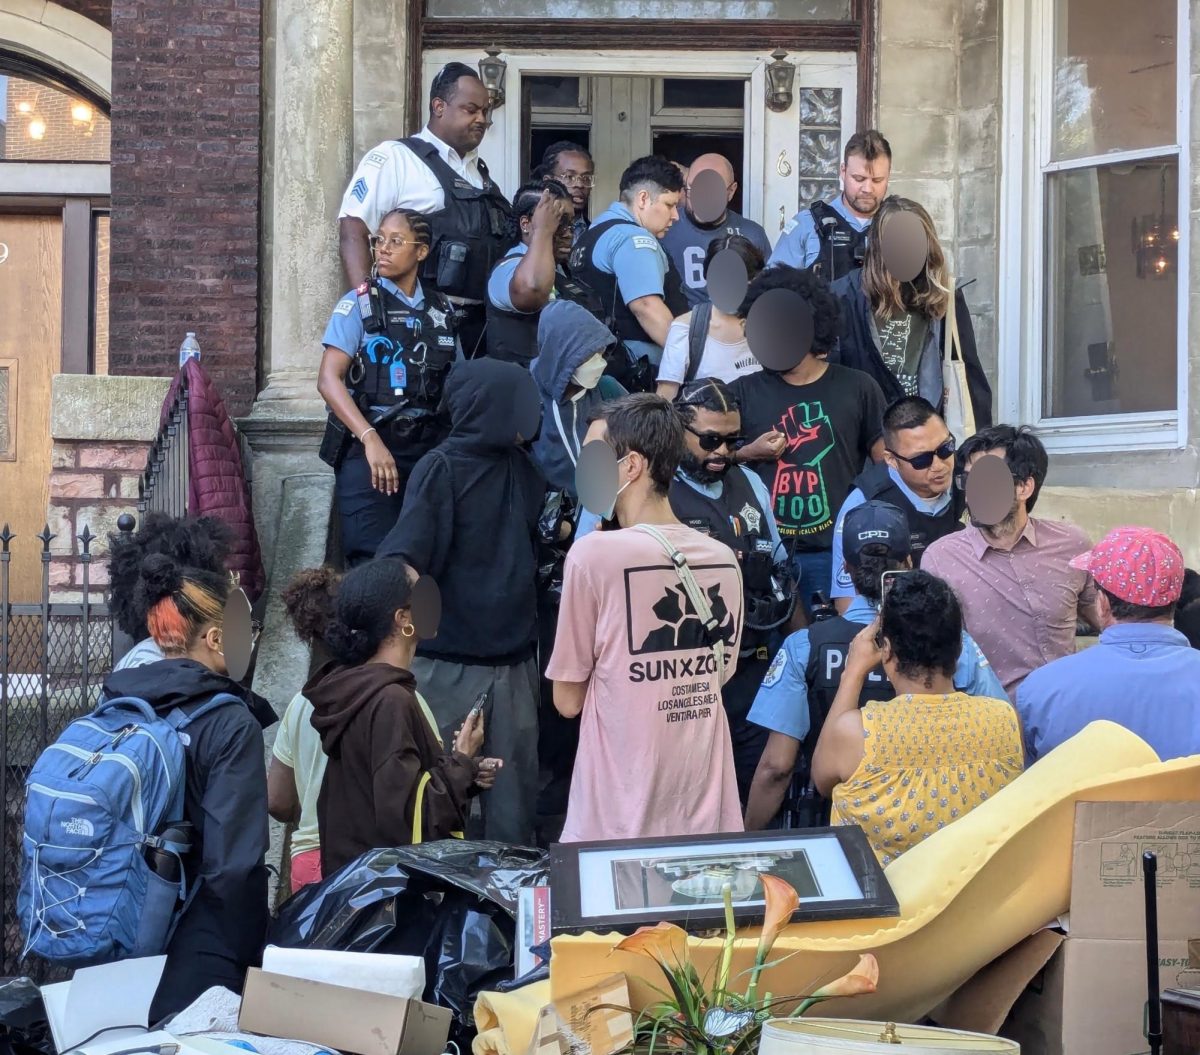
615,921,690,969
756,874,800,957
811,953,880,999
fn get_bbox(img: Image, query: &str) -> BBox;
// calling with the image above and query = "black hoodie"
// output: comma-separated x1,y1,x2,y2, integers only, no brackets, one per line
378,359,546,663
305,661,477,874
101,659,272,1021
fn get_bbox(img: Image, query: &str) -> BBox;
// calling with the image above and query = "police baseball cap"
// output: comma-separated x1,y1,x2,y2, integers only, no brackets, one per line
843,500,912,564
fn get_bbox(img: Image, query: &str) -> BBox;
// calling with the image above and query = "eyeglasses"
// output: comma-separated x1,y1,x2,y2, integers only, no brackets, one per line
685,425,745,452
370,235,425,251
549,173,595,188
887,436,956,471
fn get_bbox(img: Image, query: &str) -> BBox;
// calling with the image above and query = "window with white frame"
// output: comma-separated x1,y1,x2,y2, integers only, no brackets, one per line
1007,0,1187,448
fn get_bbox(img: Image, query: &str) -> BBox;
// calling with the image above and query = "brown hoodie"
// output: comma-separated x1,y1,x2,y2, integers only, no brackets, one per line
305,660,478,875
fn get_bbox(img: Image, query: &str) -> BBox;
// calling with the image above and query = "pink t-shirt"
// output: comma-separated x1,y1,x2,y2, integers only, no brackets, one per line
548,522,745,843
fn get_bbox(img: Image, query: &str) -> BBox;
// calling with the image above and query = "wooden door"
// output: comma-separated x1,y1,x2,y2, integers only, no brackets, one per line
589,76,652,213
0,214,61,602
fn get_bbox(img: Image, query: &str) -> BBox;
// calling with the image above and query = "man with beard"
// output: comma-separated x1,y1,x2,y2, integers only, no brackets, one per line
922,425,1103,697
666,379,787,803
769,130,891,282
660,153,773,308
338,63,513,357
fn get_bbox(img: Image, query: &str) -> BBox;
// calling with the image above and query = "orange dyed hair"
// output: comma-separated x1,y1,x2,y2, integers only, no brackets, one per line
146,579,225,654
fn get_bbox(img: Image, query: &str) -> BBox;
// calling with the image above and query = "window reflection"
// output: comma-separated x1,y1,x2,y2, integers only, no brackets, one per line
0,73,111,162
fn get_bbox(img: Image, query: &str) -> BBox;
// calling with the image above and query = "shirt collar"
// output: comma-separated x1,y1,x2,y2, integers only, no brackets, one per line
829,192,873,231
675,469,723,500
965,516,1037,558
378,276,424,309
886,465,953,515
417,126,478,169
844,594,878,623
1099,622,1190,648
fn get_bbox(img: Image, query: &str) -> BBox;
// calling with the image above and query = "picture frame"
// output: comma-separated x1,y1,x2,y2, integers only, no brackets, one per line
549,827,898,934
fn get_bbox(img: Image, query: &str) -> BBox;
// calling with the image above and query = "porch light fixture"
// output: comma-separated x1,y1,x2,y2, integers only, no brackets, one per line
765,49,795,114
478,48,507,109
1132,166,1178,280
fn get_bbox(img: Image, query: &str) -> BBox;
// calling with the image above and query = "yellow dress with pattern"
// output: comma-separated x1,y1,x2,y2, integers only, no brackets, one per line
831,692,1025,865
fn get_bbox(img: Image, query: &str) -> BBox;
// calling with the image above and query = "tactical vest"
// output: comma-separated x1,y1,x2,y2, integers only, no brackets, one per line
569,218,688,345
668,468,775,652
398,137,514,302
486,255,606,367
806,199,869,283
802,615,895,758
851,462,965,568
352,284,457,414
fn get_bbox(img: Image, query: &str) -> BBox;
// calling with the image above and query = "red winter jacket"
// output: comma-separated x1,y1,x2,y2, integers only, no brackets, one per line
160,358,265,600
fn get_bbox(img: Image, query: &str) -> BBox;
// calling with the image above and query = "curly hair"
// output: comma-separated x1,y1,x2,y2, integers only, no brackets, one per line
107,513,232,639
137,554,230,656
737,265,842,357
879,570,963,684
282,567,341,649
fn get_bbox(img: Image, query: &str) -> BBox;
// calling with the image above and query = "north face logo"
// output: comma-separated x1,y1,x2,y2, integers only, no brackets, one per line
61,817,95,838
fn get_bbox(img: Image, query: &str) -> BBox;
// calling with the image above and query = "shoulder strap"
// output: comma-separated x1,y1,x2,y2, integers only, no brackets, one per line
634,525,725,684
167,692,245,732
685,303,713,383
944,274,963,364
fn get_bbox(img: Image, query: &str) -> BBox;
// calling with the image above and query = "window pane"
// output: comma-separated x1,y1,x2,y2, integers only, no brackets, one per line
429,0,851,18
93,213,110,375
527,75,583,109
0,72,110,162
661,78,744,110
1052,0,1176,161
1043,158,1177,418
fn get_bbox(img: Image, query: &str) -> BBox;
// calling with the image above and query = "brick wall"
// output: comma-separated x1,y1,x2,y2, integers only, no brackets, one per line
107,0,262,416
54,0,112,29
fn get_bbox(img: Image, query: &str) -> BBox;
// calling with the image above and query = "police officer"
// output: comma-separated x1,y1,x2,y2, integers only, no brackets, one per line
338,62,513,358
571,155,689,386
829,396,965,610
768,130,892,282
743,500,1005,830
317,208,460,566
487,180,604,367
668,379,791,805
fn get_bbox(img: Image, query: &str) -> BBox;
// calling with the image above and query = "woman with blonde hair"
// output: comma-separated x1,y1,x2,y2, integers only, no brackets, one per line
830,196,992,427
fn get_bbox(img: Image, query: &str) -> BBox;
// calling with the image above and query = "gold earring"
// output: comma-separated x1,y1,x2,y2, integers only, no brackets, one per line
401,624,415,638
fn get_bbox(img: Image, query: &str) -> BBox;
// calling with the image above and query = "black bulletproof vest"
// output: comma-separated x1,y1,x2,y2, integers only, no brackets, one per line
806,199,869,283
802,615,895,757
486,255,606,367
851,462,965,568
570,218,689,345
353,285,457,412
398,137,514,302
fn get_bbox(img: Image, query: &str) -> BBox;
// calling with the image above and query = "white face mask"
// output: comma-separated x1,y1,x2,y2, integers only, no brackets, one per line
570,352,608,392
598,455,631,521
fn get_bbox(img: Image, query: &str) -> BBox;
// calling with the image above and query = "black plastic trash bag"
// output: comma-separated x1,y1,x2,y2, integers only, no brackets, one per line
269,842,547,1031
0,978,52,1055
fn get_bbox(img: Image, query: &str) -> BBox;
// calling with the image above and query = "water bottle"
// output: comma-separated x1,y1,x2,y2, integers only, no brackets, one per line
179,332,201,368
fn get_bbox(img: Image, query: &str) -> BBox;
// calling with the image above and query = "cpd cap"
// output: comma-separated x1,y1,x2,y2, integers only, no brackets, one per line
844,500,911,564
1068,525,1184,607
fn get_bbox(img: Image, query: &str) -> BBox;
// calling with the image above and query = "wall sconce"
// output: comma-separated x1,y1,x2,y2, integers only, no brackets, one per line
1132,166,1178,280
765,49,796,114
478,48,507,109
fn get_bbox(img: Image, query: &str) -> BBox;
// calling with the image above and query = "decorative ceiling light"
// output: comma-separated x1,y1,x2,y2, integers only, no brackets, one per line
1132,166,1178,280
71,102,93,123
27,118,46,140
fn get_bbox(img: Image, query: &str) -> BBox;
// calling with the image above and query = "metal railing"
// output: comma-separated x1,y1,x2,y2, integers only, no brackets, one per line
0,525,116,978
140,368,190,519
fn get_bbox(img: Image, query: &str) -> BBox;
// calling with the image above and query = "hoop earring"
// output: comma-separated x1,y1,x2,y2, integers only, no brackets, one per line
401,624,416,638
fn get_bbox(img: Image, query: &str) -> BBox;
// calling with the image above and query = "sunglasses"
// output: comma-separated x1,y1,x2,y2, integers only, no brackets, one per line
886,436,956,471
686,425,745,452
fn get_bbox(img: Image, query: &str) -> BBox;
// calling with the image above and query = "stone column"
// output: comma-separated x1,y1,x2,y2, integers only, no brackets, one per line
353,0,413,159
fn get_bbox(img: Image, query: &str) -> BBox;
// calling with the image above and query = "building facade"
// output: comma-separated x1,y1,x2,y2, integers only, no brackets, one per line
1,0,1197,591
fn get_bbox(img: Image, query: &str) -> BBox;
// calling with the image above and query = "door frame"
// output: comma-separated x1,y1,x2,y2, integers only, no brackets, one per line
420,49,859,237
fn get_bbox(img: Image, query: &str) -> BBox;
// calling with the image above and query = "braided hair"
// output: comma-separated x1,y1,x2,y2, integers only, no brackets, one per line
507,179,572,241
532,140,592,181
378,208,433,247
674,377,740,426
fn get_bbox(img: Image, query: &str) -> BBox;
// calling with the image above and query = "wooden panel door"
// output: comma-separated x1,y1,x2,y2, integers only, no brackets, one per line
0,215,61,601
589,76,652,213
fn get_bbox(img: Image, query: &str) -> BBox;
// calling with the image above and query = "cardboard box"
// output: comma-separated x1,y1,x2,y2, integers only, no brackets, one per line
238,969,452,1055
937,801,1200,1055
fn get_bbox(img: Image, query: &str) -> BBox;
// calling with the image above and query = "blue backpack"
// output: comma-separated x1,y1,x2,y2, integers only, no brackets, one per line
17,693,241,968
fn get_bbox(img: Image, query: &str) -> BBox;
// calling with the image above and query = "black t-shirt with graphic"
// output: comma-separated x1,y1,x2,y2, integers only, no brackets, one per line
877,309,928,397
732,363,886,550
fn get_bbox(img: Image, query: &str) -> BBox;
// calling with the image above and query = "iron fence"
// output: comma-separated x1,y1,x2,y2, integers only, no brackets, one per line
140,368,190,519
0,525,117,979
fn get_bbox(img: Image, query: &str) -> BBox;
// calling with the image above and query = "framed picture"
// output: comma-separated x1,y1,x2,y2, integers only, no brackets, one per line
549,827,898,934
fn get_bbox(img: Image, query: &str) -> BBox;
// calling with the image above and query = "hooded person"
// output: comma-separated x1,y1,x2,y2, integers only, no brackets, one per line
100,554,274,1022
530,299,619,494
295,558,501,875
377,358,546,846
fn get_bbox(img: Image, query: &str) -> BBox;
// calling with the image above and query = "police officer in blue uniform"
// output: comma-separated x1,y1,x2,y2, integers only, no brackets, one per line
317,208,461,565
